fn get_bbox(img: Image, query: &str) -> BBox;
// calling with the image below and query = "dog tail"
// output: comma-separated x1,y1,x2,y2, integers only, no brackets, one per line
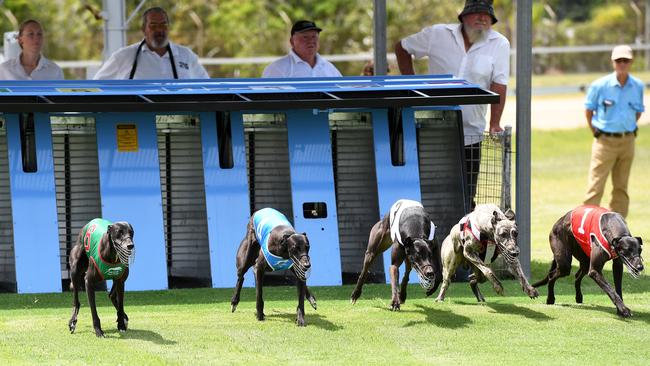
531,260,556,288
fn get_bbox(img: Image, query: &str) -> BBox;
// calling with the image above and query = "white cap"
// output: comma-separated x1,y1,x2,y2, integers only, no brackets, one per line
611,45,633,60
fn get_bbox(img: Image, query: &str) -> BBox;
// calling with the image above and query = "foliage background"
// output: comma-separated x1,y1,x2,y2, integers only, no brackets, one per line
0,0,648,78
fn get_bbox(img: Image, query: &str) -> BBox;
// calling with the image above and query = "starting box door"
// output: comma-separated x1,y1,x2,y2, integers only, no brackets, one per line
95,113,167,291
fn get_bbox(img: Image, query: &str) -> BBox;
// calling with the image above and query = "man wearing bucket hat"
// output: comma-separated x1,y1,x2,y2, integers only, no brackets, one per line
262,19,342,78
395,0,510,211
583,45,644,218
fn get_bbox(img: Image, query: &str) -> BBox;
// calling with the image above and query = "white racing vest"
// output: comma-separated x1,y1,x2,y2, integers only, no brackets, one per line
389,199,435,245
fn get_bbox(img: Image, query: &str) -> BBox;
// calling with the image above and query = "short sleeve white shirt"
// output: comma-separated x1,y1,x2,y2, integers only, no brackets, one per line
93,41,209,80
262,50,342,78
0,54,64,80
401,24,510,144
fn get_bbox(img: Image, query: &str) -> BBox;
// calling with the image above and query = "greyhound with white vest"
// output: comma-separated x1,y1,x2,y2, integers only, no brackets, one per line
350,199,442,311
436,204,538,302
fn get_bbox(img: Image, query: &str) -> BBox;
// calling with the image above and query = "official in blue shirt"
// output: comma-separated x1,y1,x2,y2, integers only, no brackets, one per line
583,45,644,218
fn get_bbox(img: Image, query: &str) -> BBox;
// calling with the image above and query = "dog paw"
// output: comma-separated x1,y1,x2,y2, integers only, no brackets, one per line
256,313,265,321
493,283,504,295
68,321,77,334
546,297,556,305
390,301,401,311
527,287,539,299
308,296,317,310
296,317,306,327
231,303,238,313
94,328,105,338
435,296,445,302
618,307,632,318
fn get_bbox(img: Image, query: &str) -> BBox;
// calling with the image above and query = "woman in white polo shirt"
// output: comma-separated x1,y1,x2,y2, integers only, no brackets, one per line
0,19,64,80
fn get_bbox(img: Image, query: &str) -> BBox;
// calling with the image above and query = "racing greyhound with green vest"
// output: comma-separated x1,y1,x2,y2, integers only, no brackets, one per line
68,218,135,337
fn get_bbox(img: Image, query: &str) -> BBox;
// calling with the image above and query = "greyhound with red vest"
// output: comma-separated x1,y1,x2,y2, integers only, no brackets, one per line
533,205,644,317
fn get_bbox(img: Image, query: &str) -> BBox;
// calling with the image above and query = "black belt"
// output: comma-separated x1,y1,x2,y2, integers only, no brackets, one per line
595,128,637,138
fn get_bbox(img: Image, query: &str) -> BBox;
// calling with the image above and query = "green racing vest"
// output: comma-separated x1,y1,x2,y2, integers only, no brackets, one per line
82,218,127,280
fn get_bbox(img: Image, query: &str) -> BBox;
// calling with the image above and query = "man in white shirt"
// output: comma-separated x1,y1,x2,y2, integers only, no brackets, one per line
262,20,341,78
394,0,509,210
93,7,209,80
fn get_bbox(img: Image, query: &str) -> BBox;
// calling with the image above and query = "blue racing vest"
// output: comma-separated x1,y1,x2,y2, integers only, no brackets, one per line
253,208,294,271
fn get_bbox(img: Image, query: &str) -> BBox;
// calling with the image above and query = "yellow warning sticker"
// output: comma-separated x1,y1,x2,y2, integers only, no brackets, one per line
116,124,138,152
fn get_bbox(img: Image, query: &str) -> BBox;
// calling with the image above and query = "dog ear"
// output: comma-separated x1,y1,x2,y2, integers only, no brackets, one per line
128,223,134,237
491,211,500,226
302,232,307,238
636,237,643,246
282,233,292,242
504,209,516,221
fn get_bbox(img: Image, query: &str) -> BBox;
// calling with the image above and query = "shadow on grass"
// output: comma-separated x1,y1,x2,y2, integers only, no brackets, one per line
556,303,650,324
484,302,554,321
387,304,472,329
265,312,343,331
105,328,177,345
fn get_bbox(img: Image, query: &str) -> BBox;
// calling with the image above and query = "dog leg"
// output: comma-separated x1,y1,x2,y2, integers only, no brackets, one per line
110,280,127,332
469,270,486,302
85,277,104,338
463,247,503,296
507,259,539,299
296,279,306,327
612,257,624,300
399,260,411,304
389,264,401,311
351,221,386,304
436,235,460,302
68,244,86,334
254,261,266,321
588,263,631,317
305,286,317,310
231,235,258,313
574,259,589,304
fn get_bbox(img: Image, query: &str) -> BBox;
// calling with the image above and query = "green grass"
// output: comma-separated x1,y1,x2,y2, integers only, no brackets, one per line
1,126,650,366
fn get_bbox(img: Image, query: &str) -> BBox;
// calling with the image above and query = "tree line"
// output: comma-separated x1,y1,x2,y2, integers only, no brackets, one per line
0,0,645,78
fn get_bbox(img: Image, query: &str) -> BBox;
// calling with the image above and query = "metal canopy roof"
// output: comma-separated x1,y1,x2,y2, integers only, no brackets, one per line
0,75,498,113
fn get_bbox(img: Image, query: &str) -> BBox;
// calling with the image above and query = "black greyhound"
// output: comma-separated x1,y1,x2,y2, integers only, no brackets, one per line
231,208,316,327
533,206,644,317
350,199,441,311
68,219,135,337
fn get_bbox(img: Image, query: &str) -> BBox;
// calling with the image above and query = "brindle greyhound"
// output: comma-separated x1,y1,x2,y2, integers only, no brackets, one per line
533,205,644,317
68,219,134,337
231,208,316,327
436,204,538,302
350,199,441,311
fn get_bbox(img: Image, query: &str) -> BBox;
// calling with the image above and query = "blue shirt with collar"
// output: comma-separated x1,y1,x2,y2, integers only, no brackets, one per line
585,72,645,133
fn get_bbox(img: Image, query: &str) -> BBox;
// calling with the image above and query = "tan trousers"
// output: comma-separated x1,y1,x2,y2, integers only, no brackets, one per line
583,134,635,217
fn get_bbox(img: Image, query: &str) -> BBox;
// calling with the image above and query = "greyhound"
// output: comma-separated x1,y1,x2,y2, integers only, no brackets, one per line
350,199,441,311
533,205,644,317
68,219,135,337
436,204,538,302
230,208,316,327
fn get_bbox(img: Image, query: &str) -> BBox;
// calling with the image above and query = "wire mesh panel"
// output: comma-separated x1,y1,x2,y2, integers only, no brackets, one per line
466,127,514,277
51,116,102,288
329,112,383,284
0,120,15,292
156,115,211,287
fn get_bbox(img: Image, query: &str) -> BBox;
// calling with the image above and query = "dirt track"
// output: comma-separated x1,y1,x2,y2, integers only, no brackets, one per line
499,94,650,130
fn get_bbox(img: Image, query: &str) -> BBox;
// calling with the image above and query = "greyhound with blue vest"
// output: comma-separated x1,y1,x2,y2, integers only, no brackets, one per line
68,218,135,337
350,199,441,311
436,204,538,302
231,208,315,327
533,205,644,317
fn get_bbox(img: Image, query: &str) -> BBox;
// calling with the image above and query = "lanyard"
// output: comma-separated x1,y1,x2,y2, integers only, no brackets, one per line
129,39,178,79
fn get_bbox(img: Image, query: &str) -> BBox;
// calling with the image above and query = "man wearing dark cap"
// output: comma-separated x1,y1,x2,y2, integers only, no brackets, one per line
395,0,509,210
583,45,644,218
262,20,342,78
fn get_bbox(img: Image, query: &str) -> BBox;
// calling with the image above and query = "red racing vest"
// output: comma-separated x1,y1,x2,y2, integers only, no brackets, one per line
570,205,617,259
